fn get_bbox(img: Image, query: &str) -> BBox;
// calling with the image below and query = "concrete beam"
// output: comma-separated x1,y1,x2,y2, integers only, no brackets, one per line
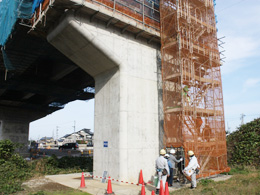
90,11,99,22
106,17,114,28
50,64,78,81
135,30,144,39
47,11,121,77
0,80,80,98
121,24,130,34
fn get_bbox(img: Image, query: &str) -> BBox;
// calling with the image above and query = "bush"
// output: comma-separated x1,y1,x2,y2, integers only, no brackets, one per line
29,155,93,175
57,156,93,171
0,140,32,194
227,118,260,166
0,139,93,194
0,139,16,162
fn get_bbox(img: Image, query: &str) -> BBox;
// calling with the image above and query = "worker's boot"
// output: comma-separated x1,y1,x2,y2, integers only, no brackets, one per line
156,189,159,194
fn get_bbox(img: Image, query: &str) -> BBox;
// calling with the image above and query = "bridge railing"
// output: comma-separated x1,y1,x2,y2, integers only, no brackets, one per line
89,0,160,30
31,0,160,31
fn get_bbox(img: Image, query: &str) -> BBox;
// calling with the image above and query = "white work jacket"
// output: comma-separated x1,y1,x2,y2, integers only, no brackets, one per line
156,156,169,174
184,156,200,171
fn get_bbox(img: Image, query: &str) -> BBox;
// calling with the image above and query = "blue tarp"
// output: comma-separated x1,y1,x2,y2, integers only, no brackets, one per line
0,0,40,46
32,0,44,14
0,0,19,46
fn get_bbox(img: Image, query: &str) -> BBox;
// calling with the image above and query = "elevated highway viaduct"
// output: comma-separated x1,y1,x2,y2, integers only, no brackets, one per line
0,0,162,183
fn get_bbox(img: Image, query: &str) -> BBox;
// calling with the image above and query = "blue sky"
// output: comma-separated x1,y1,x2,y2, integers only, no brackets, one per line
216,0,260,132
29,0,260,140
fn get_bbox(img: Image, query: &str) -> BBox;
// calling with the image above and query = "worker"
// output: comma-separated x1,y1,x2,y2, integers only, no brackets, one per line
182,85,190,105
184,150,200,189
164,154,173,187
155,149,169,194
168,149,183,186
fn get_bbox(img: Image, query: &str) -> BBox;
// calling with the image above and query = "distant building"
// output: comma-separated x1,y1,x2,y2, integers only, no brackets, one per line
38,136,55,148
59,128,94,146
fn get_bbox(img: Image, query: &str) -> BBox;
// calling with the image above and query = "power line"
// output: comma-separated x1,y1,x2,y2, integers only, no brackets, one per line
216,0,247,13
30,120,75,128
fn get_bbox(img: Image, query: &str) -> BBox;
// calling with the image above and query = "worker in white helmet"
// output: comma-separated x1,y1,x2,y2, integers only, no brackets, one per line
184,150,200,189
168,149,183,186
155,149,169,194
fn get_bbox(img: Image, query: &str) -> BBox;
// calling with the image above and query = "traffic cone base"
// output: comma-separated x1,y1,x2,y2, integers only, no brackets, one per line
141,183,146,195
105,177,115,195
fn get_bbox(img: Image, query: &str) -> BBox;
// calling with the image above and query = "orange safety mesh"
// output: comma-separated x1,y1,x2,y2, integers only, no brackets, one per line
160,0,230,177
32,0,160,30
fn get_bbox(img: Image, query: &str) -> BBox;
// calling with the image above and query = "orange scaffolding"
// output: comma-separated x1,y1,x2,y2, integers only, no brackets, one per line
160,0,230,177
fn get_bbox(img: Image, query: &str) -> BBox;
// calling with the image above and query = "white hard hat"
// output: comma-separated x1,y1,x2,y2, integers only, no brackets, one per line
165,154,169,158
170,149,176,154
160,149,166,155
188,150,194,156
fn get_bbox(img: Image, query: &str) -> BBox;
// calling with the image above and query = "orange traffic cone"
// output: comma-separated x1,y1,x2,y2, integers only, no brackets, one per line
105,176,115,195
159,180,164,195
164,182,169,195
80,172,86,188
141,183,146,195
139,169,144,185
151,191,155,195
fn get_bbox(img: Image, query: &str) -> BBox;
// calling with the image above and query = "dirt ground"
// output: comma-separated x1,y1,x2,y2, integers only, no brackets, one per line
17,177,72,194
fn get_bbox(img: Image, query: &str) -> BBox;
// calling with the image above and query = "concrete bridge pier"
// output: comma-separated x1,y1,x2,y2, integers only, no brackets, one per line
0,106,45,155
47,10,161,183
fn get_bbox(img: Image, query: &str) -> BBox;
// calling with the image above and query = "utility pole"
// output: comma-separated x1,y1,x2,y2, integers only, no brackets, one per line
240,113,245,125
226,121,231,134
73,120,76,133
56,126,59,140
72,121,76,142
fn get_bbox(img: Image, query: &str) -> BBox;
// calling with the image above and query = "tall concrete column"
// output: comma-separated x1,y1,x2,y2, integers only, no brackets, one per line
0,106,45,155
48,11,160,183
0,120,29,150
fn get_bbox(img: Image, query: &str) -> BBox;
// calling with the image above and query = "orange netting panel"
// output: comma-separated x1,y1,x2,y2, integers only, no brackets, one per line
160,0,230,177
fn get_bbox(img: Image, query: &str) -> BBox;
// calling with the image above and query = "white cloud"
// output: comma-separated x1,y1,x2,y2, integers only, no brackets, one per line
220,35,260,75
224,101,260,132
225,36,259,61
242,78,260,92
216,1,260,75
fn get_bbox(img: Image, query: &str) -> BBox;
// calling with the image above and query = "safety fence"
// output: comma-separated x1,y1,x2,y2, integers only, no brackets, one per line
83,173,148,186
31,0,160,31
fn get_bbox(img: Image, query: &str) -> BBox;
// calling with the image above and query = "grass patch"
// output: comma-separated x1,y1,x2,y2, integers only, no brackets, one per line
199,179,214,186
226,166,250,175
171,167,260,195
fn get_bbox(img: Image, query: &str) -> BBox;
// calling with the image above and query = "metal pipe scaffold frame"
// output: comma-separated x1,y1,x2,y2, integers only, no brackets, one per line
160,0,230,177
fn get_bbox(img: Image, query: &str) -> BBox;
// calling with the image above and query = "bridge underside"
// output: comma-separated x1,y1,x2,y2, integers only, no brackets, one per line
0,23,95,152
0,25,95,116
